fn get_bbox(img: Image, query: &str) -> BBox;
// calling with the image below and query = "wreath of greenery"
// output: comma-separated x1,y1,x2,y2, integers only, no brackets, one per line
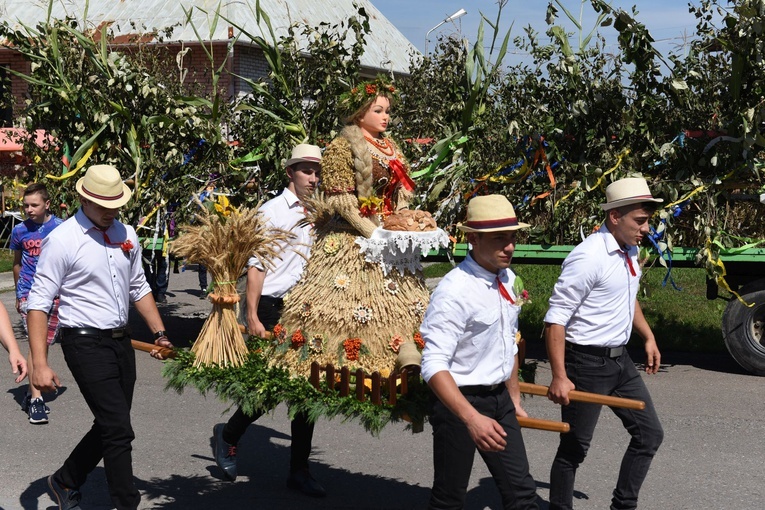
162,338,432,436
163,337,539,436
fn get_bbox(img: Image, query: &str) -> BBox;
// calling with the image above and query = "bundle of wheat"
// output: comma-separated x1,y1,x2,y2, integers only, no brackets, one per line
171,206,293,367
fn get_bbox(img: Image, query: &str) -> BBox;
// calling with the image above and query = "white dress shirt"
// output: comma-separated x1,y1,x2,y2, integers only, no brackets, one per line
544,224,639,347
26,208,151,328
420,253,520,386
246,188,312,298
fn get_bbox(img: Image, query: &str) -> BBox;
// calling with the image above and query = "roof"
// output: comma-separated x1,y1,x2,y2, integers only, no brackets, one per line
0,0,417,74
0,128,51,152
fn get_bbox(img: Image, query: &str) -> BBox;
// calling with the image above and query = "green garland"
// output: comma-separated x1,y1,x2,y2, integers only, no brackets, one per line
162,338,432,436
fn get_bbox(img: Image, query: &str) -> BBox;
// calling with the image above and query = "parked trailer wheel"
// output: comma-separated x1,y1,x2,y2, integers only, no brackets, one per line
722,290,765,376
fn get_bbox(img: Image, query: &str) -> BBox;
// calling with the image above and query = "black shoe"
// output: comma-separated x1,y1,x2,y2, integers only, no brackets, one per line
212,423,237,481
287,469,326,497
156,294,167,304
47,474,82,510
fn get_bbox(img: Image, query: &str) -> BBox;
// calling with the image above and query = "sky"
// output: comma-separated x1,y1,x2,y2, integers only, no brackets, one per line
374,0,716,65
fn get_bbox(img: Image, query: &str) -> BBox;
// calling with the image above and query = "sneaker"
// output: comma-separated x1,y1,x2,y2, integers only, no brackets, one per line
212,423,237,481
156,294,167,304
47,474,82,510
23,395,51,414
28,398,49,424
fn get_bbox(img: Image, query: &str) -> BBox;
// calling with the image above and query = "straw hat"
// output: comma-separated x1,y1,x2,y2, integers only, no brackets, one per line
457,195,530,232
76,164,132,209
600,177,663,211
285,144,322,168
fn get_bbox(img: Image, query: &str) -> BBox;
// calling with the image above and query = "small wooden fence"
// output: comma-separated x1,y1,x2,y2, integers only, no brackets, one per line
309,362,420,406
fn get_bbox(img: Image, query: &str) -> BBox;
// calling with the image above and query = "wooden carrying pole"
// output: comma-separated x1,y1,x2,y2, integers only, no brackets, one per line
517,416,570,433
519,382,646,410
131,340,176,360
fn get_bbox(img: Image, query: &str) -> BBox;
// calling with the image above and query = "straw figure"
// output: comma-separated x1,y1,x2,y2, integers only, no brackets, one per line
172,206,293,367
273,77,447,377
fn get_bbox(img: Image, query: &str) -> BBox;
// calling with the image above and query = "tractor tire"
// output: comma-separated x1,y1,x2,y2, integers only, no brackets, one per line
722,290,765,376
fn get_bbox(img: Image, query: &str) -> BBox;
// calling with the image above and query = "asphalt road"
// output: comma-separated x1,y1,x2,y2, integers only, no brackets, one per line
0,267,763,509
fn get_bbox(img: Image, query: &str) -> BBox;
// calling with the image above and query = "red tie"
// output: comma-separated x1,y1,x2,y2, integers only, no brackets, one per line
94,226,114,244
621,249,637,277
496,276,515,304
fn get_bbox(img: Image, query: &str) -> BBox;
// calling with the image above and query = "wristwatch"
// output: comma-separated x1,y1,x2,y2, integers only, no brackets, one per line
153,330,168,340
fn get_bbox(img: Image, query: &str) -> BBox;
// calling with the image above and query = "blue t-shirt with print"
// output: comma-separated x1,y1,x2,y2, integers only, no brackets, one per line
10,215,63,300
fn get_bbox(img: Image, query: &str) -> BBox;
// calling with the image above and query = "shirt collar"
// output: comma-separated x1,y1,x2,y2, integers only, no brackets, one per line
74,208,120,235
464,252,507,287
74,208,96,233
597,223,636,255
280,187,302,209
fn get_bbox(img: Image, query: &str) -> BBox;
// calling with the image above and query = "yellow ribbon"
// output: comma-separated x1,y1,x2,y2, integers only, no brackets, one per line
45,142,97,181
704,237,752,307
553,149,629,210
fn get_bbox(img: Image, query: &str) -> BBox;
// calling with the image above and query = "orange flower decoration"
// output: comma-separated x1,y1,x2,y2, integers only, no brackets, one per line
291,329,306,349
413,332,425,350
343,338,362,361
389,335,405,353
272,324,287,344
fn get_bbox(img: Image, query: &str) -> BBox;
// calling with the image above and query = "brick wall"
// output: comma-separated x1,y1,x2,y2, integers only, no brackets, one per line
0,51,32,121
0,41,271,119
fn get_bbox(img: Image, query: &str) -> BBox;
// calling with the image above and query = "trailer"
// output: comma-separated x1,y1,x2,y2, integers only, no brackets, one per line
429,244,765,376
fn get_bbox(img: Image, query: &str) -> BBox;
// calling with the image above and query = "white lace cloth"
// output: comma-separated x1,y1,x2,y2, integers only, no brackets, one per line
356,227,450,276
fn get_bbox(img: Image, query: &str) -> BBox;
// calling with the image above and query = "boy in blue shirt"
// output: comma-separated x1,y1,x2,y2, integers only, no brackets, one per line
11,183,63,424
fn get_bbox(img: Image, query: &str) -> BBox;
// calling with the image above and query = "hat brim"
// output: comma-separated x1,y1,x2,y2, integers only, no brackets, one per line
458,221,530,233
286,156,321,168
76,177,133,209
600,197,663,211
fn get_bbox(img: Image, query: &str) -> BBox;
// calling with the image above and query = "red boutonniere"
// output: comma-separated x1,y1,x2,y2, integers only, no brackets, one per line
121,240,134,253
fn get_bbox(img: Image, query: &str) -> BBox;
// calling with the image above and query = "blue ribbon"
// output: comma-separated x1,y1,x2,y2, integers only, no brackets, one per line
646,202,689,291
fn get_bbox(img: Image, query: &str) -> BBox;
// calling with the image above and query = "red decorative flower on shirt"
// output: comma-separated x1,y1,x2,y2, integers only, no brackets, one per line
121,240,134,253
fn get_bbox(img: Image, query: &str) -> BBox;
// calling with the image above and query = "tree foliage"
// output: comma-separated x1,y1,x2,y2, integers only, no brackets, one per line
0,9,235,225
1,0,764,262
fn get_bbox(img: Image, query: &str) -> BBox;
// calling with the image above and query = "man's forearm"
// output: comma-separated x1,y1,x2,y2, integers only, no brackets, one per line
545,322,567,378
27,309,50,366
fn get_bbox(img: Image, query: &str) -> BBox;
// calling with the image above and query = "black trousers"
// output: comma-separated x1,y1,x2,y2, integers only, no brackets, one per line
428,386,539,510
223,295,315,473
549,349,663,510
56,330,139,510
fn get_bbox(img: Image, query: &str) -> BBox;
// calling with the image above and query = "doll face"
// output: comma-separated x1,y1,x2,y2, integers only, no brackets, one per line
357,96,391,138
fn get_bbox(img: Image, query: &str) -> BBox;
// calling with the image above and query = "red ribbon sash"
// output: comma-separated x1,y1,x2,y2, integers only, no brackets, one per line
388,159,415,192
496,276,515,304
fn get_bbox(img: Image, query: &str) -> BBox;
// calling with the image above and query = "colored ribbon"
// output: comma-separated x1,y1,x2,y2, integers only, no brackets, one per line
496,276,515,304
388,159,415,192
621,249,637,277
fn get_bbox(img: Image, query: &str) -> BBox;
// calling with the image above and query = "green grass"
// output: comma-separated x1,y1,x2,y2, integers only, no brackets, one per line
0,249,13,273
424,262,726,353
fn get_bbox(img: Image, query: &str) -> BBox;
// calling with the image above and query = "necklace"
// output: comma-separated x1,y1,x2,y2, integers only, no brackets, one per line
364,135,394,156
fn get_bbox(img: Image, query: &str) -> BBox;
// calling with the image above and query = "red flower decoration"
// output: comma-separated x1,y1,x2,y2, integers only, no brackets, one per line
413,332,425,350
291,329,306,349
121,240,134,253
272,324,287,343
343,338,362,361
365,84,376,94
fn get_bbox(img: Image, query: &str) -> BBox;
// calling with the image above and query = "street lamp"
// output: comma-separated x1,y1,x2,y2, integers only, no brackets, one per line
424,8,467,56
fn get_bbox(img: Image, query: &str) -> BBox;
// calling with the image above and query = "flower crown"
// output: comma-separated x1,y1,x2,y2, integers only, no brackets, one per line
339,76,399,117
